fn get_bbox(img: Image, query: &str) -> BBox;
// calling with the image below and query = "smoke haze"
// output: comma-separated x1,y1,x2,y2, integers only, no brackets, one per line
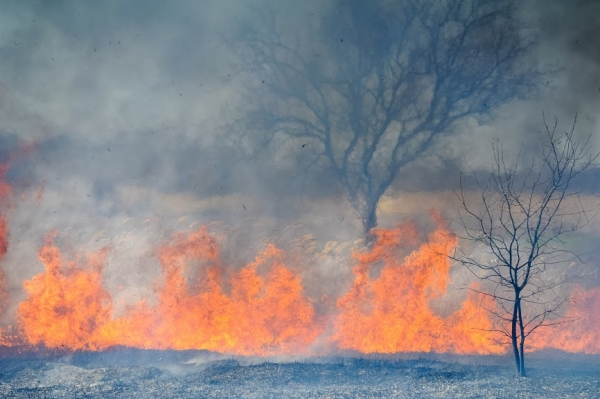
0,0,597,342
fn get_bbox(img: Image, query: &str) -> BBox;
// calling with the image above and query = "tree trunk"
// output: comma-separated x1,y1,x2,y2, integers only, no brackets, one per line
363,203,377,237
511,300,521,376
518,300,526,377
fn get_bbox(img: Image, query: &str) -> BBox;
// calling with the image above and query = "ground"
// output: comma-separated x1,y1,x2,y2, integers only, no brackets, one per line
0,349,598,398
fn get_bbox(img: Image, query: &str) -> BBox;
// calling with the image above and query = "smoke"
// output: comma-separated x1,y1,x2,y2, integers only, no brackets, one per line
530,0,600,108
0,0,597,351
431,0,600,175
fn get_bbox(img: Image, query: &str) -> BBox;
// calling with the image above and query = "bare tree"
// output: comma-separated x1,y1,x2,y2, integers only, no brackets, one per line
234,0,536,234
452,115,598,376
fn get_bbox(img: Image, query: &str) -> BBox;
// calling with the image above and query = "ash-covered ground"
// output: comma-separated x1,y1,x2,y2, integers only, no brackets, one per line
0,349,598,398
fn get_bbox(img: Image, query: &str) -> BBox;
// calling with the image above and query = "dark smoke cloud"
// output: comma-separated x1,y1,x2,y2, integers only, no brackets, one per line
536,0,600,54
520,0,600,120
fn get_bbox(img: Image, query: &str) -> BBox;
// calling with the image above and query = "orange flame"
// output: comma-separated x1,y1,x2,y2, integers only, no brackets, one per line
101,227,321,355
17,227,321,355
18,233,112,350
332,214,504,354
530,286,600,353
2,201,600,356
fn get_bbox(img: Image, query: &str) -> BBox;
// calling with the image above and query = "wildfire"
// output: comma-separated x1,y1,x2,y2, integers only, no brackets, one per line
530,287,600,354
332,212,504,354
18,234,112,350
16,227,321,355
0,169,598,355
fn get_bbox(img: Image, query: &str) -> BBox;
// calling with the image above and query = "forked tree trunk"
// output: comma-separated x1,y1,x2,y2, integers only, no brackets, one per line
363,203,378,238
511,300,522,376
511,296,526,377
518,302,526,377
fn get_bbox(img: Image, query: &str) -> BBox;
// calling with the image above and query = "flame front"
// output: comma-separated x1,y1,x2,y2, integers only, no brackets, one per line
18,234,112,350
0,163,599,356
332,214,503,354
16,227,321,355
530,287,600,353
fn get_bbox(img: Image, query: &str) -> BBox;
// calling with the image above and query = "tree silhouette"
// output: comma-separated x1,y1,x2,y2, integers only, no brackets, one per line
236,0,537,234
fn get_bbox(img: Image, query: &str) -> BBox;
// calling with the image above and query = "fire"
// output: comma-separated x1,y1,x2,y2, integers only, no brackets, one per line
17,227,321,355
332,213,504,354
18,234,112,350
557,287,600,353
0,172,598,356
7,218,600,356
530,287,600,353
101,227,321,355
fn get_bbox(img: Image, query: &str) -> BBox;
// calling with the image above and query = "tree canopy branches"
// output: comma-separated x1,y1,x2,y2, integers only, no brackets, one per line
452,115,599,376
235,0,537,233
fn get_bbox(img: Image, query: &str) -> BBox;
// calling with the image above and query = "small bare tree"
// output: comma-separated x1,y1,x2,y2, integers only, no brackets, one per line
452,115,598,376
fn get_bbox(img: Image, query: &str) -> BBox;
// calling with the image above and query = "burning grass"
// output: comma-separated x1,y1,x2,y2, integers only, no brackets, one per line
0,163,598,357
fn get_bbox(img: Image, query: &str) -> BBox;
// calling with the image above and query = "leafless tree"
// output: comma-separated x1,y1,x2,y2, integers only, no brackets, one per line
451,115,598,376
234,0,537,234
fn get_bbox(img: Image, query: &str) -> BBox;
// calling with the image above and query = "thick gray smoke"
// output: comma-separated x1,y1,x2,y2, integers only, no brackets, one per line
530,0,600,109
0,0,597,323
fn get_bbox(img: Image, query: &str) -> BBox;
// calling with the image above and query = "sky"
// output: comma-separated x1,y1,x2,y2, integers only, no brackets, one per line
0,0,598,319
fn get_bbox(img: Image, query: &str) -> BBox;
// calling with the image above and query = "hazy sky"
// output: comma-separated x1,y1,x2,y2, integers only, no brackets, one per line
0,0,598,315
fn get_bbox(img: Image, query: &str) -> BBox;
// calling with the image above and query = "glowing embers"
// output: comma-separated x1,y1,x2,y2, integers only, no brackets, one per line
332,214,504,354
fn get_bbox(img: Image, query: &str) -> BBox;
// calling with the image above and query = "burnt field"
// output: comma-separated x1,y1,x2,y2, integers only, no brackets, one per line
0,349,598,398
